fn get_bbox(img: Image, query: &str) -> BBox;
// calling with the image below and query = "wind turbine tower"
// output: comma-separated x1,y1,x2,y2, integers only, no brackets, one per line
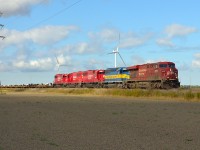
108,34,126,68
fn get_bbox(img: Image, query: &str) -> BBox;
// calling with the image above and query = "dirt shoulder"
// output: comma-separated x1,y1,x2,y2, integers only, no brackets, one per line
0,94,200,150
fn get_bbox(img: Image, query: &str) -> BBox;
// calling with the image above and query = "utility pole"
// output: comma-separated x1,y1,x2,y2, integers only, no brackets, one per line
0,12,5,40
0,12,5,94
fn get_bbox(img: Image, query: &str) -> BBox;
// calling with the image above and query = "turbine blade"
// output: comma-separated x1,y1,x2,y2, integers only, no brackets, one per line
55,55,59,64
116,33,120,53
118,53,126,66
118,33,120,45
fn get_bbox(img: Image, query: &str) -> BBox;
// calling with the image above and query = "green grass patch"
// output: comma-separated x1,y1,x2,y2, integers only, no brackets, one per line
168,91,180,98
184,91,195,101
13,88,27,92
2,87,200,101
196,93,200,100
66,88,94,95
105,89,150,97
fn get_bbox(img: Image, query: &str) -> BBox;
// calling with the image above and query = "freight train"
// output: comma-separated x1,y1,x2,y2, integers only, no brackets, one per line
53,61,180,89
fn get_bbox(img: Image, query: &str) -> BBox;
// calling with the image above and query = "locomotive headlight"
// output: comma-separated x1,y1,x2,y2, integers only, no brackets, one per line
167,71,170,75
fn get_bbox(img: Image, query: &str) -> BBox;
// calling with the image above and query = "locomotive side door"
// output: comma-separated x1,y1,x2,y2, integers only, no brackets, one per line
159,64,167,79
154,64,159,80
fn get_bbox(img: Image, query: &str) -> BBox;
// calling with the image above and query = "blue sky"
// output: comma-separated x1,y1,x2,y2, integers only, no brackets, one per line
0,0,200,85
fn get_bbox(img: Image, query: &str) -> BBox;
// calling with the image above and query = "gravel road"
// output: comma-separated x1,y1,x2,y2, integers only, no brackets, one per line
0,94,200,150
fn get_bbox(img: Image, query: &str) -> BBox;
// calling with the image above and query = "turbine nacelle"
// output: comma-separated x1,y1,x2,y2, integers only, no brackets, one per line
112,48,118,53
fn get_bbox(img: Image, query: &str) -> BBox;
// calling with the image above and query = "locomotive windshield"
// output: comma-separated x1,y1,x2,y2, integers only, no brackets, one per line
159,64,175,68
159,64,167,68
168,64,175,68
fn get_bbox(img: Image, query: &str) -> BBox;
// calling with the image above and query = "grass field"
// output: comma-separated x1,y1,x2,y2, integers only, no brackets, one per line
1,87,200,102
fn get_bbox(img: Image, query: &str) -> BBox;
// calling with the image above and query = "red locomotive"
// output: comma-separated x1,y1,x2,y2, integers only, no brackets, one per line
126,62,180,89
54,70,105,88
53,74,64,87
53,61,180,89
81,70,105,88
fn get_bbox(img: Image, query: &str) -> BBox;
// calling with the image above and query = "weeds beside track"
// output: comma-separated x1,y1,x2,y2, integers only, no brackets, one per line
1,87,200,102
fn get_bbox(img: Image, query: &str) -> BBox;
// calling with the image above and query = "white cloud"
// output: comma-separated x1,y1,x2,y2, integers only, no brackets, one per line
55,42,103,55
0,0,49,17
130,55,145,65
88,28,119,43
12,57,54,71
55,54,72,68
165,24,197,38
83,58,107,70
29,25,78,45
0,52,74,72
0,25,79,48
146,58,168,63
156,24,198,47
156,38,174,47
120,34,151,49
0,61,10,72
192,53,200,69
178,62,190,71
0,57,55,72
89,28,152,49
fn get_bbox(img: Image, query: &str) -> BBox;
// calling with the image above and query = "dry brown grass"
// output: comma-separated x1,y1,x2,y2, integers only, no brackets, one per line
2,87,200,102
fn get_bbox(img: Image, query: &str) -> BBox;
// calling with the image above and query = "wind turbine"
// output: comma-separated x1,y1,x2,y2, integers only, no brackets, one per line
55,55,68,73
108,33,126,68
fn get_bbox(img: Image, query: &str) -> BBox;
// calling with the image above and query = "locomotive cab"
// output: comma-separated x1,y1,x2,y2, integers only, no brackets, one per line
53,74,64,87
158,62,178,81
157,62,180,88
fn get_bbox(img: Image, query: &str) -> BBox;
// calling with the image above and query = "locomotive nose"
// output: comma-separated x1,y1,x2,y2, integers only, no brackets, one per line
167,69,178,79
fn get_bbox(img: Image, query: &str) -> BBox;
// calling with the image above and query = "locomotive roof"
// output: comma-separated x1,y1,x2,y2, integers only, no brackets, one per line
156,61,174,64
106,67,127,70
128,62,175,70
